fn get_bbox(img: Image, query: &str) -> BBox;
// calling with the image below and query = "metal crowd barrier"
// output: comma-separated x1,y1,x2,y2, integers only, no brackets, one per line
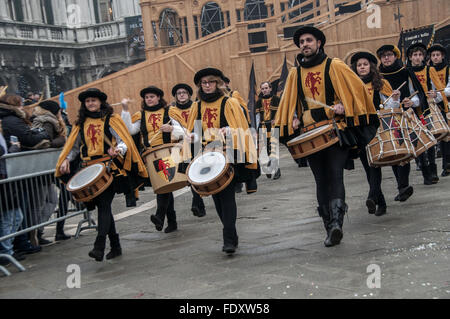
0,148,96,277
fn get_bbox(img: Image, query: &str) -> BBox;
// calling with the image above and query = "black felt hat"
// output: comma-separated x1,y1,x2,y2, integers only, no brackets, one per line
78,88,107,102
222,76,230,84
140,86,164,98
39,100,60,115
406,42,427,58
194,68,224,85
427,43,447,56
293,26,326,48
376,45,401,59
171,83,193,97
350,51,378,66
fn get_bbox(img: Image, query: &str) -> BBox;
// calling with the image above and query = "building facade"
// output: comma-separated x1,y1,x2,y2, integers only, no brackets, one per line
0,0,144,98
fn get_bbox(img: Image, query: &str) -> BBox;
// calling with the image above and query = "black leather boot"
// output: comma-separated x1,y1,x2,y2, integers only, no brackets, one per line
430,163,439,184
55,220,71,241
164,222,178,233
106,234,122,260
317,205,333,247
222,228,238,254
150,211,164,231
125,192,137,207
365,198,376,214
88,235,106,262
375,193,387,216
273,168,281,180
328,199,347,246
422,165,433,185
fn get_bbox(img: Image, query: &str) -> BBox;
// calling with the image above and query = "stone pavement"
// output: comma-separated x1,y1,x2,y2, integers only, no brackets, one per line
0,148,449,299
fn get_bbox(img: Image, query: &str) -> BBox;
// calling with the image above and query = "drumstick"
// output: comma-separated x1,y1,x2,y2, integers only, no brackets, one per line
305,97,336,111
383,81,407,106
148,130,161,146
110,100,134,107
400,91,419,107
0,86,7,98
104,135,124,159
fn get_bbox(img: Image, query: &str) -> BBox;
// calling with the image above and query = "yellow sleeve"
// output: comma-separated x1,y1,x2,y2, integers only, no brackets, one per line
380,79,393,98
329,59,377,126
55,125,81,178
430,67,449,112
186,101,199,133
274,67,300,137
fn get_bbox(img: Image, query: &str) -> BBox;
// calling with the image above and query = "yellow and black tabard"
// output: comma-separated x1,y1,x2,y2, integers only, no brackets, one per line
255,94,280,126
185,94,258,170
363,79,393,110
412,65,449,113
131,104,172,148
55,114,148,181
275,55,378,140
434,64,449,89
168,100,193,128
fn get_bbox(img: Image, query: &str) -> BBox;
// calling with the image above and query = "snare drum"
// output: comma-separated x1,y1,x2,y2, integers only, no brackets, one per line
422,101,450,141
142,143,188,194
366,108,415,166
405,108,437,157
287,124,339,159
187,150,234,196
66,163,113,202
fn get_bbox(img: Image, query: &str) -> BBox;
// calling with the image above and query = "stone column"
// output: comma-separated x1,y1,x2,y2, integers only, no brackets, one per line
0,0,12,21
52,0,67,26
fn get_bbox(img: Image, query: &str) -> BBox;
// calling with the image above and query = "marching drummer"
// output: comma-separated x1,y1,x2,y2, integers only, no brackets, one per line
406,42,449,185
428,43,450,177
121,86,185,234
350,51,400,216
377,44,423,201
56,88,148,262
185,67,259,255
274,27,378,247
169,83,206,218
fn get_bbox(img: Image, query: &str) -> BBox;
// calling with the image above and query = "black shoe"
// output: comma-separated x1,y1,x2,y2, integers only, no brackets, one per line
192,206,206,217
273,168,281,180
222,244,236,255
15,244,41,255
125,193,137,207
105,234,122,260
430,164,439,184
235,183,243,193
0,257,10,266
266,174,272,179
38,237,53,246
150,214,163,231
442,169,450,177
375,205,387,216
88,235,106,262
397,186,413,202
55,233,71,241
164,224,178,233
366,198,376,214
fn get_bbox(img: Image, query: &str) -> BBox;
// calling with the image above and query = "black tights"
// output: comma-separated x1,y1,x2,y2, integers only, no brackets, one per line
92,185,117,237
359,147,383,200
156,192,176,225
307,144,349,207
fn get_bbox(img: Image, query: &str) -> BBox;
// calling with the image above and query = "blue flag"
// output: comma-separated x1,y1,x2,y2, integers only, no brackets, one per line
59,92,67,110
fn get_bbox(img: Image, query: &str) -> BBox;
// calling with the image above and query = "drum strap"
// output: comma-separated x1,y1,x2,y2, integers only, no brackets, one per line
426,66,432,91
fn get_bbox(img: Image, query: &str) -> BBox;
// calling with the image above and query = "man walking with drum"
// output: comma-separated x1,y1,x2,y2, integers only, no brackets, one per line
185,67,258,255
377,44,423,200
56,88,148,262
406,42,448,185
428,44,450,177
274,27,378,247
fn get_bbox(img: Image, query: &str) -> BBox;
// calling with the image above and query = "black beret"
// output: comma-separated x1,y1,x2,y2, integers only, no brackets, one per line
78,88,107,102
194,68,224,85
39,100,60,115
427,43,447,56
140,86,164,98
376,45,401,59
293,26,326,48
171,83,193,97
406,42,427,57
350,51,378,66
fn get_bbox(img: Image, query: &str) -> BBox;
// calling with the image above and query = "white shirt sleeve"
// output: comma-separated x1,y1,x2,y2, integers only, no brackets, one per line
256,113,261,128
445,75,450,98
66,132,81,161
429,79,443,103
109,127,127,156
170,117,186,140
408,80,421,108
121,110,141,135
381,93,400,109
